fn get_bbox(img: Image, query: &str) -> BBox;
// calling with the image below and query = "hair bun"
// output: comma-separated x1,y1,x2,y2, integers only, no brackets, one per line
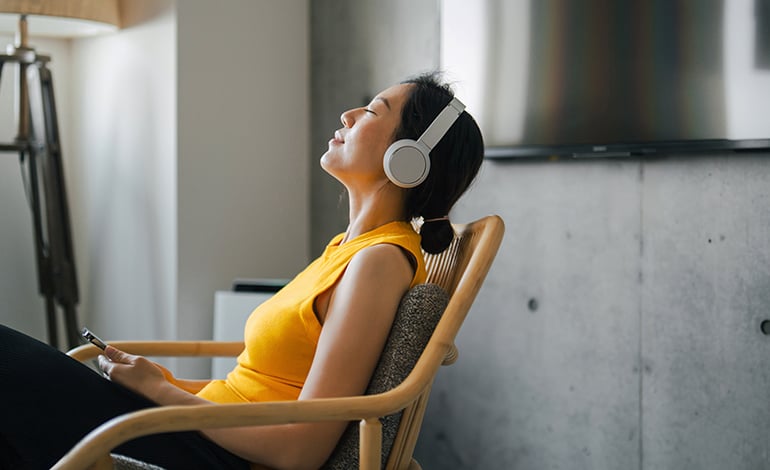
421,218,454,254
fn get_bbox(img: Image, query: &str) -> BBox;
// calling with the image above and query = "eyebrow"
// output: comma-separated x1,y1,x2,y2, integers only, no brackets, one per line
374,96,391,110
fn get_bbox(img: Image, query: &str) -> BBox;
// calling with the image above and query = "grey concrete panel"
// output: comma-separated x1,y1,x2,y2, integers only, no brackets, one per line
415,159,643,469
641,154,770,470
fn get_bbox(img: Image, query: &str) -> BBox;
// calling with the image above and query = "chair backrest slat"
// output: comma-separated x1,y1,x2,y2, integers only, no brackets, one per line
385,215,504,469
424,240,457,291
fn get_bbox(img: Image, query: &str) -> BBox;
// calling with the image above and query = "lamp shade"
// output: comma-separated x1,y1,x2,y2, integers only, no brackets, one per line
0,0,120,37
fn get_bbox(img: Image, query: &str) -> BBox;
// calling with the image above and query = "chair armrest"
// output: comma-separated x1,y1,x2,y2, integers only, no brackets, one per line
53,388,415,470
67,341,245,362
54,337,452,470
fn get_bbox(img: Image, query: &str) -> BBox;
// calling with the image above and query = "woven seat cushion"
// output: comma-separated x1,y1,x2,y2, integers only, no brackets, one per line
112,453,165,470
322,282,449,469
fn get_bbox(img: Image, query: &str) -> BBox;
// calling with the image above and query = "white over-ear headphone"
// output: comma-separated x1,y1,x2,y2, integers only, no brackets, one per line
383,96,466,188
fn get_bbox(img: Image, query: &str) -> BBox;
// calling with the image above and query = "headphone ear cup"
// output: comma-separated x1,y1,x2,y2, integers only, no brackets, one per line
383,139,430,188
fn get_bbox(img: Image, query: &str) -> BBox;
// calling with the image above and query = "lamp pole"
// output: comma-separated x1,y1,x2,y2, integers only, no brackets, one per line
1,14,81,349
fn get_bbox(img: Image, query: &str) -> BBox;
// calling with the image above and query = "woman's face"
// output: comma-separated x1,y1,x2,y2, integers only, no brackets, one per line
321,83,412,187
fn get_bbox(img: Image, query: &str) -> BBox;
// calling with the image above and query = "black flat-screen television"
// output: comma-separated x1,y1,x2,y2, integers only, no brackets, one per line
441,0,770,159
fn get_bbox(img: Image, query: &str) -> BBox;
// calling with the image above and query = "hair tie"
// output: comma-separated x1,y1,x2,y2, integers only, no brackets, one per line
423,216,449,223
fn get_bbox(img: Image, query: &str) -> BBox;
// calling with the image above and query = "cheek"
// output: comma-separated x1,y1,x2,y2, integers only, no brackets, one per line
357,123,394,155
321,125,396,177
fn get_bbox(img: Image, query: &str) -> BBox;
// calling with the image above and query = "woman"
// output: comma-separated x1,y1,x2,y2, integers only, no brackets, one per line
0,72,484,470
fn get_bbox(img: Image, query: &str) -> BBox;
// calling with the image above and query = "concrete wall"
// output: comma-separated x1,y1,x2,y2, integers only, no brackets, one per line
415,154,770,469
311,1,770,468
418,159,642,469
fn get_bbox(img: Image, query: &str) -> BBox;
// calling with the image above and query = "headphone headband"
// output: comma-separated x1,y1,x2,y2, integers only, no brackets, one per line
418,97,466,150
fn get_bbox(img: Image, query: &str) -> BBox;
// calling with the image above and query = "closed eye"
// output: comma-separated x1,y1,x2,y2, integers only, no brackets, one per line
365,108,377,116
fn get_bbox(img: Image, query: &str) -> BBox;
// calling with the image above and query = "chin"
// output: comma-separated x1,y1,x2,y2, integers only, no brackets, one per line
319,155,341,181
320,151,331,169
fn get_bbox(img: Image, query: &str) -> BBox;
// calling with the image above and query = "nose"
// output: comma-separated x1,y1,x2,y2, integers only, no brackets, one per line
340,107,360,127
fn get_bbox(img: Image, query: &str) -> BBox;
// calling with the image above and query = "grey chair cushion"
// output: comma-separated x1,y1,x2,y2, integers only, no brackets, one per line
112,454,165,470
322,282,450,469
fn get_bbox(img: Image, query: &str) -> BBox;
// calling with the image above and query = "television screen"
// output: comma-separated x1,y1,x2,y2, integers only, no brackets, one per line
441,0,770,158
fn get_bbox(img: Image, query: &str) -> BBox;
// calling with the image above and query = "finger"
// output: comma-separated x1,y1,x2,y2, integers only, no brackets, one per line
104,345,132,364
97,354,112,379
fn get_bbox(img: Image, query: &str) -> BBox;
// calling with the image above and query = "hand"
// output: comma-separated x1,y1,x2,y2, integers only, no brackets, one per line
98,346,167,402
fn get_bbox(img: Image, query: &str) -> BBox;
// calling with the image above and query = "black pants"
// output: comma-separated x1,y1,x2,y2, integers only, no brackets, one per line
0,324,250,470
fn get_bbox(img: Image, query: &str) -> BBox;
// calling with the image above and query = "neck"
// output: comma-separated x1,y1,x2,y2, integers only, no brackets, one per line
343,181,406,243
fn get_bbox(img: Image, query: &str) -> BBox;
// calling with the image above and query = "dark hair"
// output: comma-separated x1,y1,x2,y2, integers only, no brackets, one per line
395,72,484,254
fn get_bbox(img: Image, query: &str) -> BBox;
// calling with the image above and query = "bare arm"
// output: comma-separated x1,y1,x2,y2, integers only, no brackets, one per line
99,243,414,470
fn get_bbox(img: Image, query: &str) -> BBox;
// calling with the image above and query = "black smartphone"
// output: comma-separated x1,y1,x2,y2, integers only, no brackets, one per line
81,327,108,350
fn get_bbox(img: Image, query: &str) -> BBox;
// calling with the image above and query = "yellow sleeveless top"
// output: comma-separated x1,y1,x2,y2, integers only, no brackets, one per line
196,221,426,403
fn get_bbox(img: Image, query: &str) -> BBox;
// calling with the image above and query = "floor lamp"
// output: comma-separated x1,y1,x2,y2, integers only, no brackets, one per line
0,1,120,349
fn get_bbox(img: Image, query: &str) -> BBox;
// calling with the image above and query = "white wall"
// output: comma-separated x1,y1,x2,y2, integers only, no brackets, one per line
176,0,309,376
0,3,177,347
2,1,310,376
69,0,177,344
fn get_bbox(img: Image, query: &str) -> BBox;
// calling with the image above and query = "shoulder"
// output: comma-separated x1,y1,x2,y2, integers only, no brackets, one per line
321,243,412,331
347,243,415,285
327,243,414,318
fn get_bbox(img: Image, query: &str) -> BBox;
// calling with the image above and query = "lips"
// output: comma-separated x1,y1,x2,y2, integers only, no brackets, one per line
334,130,345,143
